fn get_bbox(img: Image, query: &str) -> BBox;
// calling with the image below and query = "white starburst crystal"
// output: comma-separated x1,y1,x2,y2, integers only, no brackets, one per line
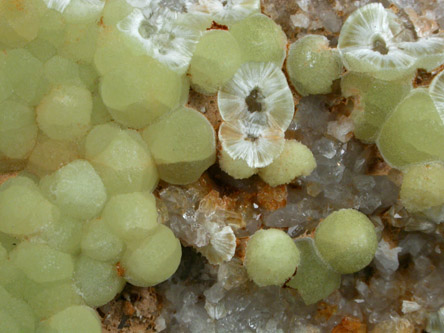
219,120,285,169
117,7,201,73
43,0,105,16
218,62,294,131
338,3,444,81
338,3,414,80
198,225,236,265
190,0,261,25
127,0,212,30
430,70,444,125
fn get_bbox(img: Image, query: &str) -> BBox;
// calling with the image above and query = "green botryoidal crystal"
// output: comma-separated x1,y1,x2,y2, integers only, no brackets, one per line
99,56,184,129
314,209,378,274
400,162,444,213
39,160,107,221
287,35,342,96
84,123,159,195
0,100,38,160
230,13,287,67
258,139,316,187
244,229,300,287
287,238,341,305
377,88,444,169
219,147,258,180
36,305,102,333
341,72,412,143
188,30,242,95
121,224,182,287
142,106,216,185
36,85,92,141
73,255,125,307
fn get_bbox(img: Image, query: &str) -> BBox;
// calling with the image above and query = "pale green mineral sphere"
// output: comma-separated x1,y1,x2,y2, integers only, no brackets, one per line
230,13,287,67
121,224,181,287
286,35,342,96
0,177,59,236
73,256,125,307
0,286,35,333
142,106,216,185
4,48,46,105
26,281,84,320
314,209,378,274
10,241,74,283
400,162,444,213
31,215,82,255
287,238,341,305
188,30,242,95
219,148,257,180
0,0,42,48
0,100,38,159
377,88,444,169
341,72,412,143
0,52,13,103
258,140,316,187
36,305,102,333
39,160,107,220
38,9,66,49
84,123,159,195
43,55,82,86
0,243,6,263
26,37,58,62
100,57,184,128
26,135,81,178
36,85,92,141
59,22,99,63
102,192,159,242
81,218,125,262
244,229,300,287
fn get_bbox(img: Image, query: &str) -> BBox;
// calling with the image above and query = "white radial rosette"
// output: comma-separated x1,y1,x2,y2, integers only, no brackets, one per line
43,0,105,15
190,0,261,25
219,119,285,168
218,62,294,131
338,3,416,80
117,7,201,74
126,0,212,31
198,225,236,265
397,35,444,71
430,70,444,125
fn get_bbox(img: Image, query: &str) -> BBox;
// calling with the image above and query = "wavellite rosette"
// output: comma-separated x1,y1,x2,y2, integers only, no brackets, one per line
188,0,261,26
116,3,201,74
338,3,444,81
217,62,294,169
218,62,294,131
430,69,444,125
218,120,285,169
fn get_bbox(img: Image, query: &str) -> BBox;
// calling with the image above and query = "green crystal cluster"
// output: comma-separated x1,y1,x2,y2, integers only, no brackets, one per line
245,209,377,305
